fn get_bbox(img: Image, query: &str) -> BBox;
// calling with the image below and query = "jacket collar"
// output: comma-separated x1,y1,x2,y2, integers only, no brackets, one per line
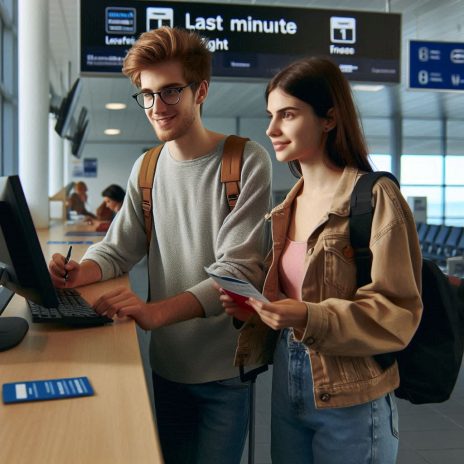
269,166,361,218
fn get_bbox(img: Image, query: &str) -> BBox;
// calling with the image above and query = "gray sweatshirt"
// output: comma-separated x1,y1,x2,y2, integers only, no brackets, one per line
82,138,272,383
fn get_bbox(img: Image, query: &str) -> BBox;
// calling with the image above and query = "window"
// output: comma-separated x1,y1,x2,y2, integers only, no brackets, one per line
369,154,392,172
445,187,464,225
400,185,443,224
401,155,464,225
445,156,464,185
401,155,443,185
0,1,17,175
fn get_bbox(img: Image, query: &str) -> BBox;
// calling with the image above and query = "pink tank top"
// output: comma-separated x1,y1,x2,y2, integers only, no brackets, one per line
279,238,307,301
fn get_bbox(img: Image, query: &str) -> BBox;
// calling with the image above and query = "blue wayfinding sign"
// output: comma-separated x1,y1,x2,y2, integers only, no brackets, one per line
409,40,464,91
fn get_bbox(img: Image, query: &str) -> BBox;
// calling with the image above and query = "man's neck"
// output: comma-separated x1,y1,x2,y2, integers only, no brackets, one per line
167,127,225,161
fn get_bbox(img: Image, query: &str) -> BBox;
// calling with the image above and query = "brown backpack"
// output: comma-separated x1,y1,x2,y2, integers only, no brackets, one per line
138,135,249,249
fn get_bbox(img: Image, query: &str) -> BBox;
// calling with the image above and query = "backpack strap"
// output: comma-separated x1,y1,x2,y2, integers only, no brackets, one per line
349,171,400,370
221,135,249,209
350,171,399,287
139,144,163,250
138,135,248,249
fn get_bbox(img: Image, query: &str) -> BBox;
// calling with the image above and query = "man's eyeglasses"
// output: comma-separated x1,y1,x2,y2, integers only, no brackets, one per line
132,83,195,109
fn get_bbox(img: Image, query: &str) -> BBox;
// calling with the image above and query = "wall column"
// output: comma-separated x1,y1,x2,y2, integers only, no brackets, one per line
390,114,402,180
18,0,49,227
48,114,64,196
63,140,72,185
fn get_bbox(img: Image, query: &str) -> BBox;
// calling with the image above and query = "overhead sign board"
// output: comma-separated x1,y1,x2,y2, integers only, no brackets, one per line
409,40,464,91
81,0,401,83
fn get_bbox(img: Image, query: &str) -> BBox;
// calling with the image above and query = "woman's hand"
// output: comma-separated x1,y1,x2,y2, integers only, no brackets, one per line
246,298,308,331
212,282,254,322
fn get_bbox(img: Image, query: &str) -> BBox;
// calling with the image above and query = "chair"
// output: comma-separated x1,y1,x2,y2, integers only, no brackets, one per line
421,224,439,258
427,225,451,265
454,230,464,258
443,227,464,260
416,222,430,246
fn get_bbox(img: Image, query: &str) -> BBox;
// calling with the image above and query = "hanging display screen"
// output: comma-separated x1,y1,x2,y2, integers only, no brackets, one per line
409,40,464,91
80,0,401,83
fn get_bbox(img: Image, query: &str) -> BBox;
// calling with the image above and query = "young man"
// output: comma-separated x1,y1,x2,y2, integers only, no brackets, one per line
48,27,271,464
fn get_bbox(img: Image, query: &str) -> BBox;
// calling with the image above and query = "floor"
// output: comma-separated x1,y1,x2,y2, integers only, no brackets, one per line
129,260,464,464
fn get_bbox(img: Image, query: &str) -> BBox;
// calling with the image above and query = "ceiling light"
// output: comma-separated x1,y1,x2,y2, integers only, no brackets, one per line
105,102,127,110
352,84,385,92
104,128,121,135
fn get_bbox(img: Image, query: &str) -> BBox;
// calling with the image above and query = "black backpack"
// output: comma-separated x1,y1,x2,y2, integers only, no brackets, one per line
350,171,464,404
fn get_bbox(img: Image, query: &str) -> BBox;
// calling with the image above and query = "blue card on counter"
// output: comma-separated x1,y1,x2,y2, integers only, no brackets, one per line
2,376,94,404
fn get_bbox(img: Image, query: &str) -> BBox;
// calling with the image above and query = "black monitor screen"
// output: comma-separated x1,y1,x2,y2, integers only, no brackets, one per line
0,176,62,350
80,0,401,83
71,118,90,159
55,78,82,138
0,175,59,308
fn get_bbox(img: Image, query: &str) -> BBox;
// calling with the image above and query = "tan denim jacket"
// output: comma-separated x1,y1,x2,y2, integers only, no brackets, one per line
234,167,423,409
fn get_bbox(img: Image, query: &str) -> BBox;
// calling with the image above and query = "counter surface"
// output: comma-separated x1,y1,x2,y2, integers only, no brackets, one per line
0,223,163,464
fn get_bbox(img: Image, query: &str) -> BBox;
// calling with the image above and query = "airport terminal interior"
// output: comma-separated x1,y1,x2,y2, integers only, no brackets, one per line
1,0,464,463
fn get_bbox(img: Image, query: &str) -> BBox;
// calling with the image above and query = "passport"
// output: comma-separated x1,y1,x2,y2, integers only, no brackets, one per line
2,376,94,404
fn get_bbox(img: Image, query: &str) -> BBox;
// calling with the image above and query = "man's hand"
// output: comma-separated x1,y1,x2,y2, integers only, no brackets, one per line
49,255,101,288
49,253,81,288
213,282,254,322
93,287,160,330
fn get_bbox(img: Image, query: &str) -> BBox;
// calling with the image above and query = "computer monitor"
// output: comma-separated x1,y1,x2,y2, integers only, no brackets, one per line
75,106,88,130
0,175,60,351
54,78,82,138
71,118,90,159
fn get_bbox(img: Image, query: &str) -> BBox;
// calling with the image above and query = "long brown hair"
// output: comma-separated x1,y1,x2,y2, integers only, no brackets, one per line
265,57,372,176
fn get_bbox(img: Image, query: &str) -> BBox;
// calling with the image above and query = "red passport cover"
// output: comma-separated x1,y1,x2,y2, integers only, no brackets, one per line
222,290,255,312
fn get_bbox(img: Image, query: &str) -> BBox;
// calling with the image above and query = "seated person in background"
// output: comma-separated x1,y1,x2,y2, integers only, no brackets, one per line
94,184,126,232
67,181,97,219
96,202,113,221
99,184,125,217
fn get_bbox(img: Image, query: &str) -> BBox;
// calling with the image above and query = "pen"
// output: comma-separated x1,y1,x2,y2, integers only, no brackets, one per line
64,245,72,281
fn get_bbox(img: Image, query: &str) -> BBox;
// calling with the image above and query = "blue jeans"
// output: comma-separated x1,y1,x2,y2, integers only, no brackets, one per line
271,330,399,464
152,372,250,464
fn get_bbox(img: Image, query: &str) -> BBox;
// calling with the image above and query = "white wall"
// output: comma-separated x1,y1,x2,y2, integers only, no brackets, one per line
70,142,144,212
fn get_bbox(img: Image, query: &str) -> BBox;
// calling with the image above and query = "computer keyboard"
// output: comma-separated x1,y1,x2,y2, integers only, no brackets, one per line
27,288,113,326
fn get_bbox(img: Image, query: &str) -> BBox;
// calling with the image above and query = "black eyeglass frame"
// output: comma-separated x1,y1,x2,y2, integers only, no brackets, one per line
131,82,195,109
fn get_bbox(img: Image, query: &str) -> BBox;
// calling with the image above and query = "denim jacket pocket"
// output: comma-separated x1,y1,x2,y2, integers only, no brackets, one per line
323,235,357,297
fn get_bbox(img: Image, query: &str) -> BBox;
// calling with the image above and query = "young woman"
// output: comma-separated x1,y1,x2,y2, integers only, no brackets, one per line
94,184,126,231
96,184,126,221
220,57,422,464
